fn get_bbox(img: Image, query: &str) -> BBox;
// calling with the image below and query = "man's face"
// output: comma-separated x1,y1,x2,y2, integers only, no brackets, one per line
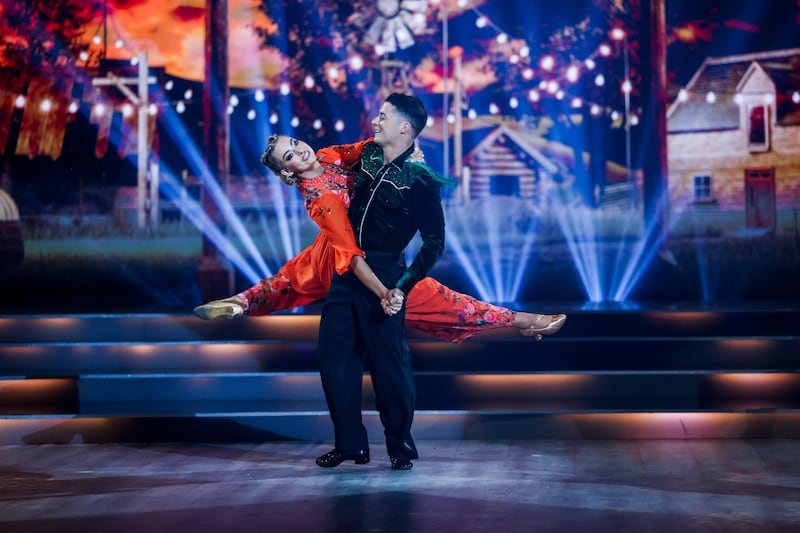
371,102,407,146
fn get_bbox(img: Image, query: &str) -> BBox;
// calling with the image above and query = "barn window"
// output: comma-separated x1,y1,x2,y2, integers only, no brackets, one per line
747,104,769,152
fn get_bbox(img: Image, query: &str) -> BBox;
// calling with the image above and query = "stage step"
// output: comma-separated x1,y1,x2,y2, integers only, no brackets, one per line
1,309,799,443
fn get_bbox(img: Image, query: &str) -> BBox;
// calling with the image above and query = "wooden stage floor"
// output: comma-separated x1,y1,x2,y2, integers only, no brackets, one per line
1,439,798,532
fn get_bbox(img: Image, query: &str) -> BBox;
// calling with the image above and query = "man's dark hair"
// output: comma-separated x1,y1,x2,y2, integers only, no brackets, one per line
385,92,428,137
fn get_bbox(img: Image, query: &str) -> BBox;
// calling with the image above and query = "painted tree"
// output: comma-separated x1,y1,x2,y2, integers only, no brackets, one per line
0,0,103,70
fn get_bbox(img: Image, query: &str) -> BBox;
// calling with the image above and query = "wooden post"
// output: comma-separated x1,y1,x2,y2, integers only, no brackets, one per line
197,0,233,300
92,51,156,230
642,0,669,248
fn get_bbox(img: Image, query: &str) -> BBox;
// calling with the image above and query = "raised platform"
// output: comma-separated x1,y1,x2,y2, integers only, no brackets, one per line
1,307,798,444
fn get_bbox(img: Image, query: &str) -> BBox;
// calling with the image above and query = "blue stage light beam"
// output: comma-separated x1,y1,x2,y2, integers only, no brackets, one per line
158,169,262,283
155,103,273,279
611,202,668,302
553,201,604,302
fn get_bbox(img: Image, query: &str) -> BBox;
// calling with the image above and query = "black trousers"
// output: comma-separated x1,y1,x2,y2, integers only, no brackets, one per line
317,251,418,461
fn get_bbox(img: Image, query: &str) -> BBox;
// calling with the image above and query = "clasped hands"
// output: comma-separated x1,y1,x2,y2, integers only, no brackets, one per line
381,288,405,316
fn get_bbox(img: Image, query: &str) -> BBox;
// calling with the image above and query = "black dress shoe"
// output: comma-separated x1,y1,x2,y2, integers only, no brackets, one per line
316,448,370,468
390,457,413,470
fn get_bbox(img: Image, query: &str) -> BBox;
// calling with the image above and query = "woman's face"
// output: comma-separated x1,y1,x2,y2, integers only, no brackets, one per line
269,135,318,175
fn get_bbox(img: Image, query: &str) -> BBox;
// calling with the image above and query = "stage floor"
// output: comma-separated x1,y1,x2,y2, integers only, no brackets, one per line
1,439,798,532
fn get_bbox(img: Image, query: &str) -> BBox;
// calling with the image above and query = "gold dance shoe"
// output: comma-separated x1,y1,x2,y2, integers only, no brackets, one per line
193,298,244,320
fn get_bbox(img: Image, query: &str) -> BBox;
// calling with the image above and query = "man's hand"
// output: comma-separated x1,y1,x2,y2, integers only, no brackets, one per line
381,288,405,316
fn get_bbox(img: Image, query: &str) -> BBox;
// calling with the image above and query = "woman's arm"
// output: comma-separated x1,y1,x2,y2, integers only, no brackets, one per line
316,138,373,167
308,193,397,311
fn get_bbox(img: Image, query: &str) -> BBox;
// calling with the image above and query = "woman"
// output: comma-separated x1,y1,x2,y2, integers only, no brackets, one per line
194,134,566,343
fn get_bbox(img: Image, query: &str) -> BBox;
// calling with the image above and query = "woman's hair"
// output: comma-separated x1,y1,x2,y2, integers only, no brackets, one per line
260,134,298,186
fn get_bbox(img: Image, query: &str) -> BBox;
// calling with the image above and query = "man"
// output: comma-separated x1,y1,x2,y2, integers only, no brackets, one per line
315,93,445,470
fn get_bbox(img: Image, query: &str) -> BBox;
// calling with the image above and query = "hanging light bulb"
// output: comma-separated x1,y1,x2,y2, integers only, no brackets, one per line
115,39,124,49
68,101,79,114
540,55,555,71
15,95,26,108
706,91,716,104
255,90,265,102
489,103,500,115
566,65,580,83
247,109,256,120
290,116,299,127
334,120,345,132
280,82,290,96
165,80,174,91
79,51,89,62
176,101,186,114
121,103,134,117
40,99,52,113
269,113,278,124
148,103,157,116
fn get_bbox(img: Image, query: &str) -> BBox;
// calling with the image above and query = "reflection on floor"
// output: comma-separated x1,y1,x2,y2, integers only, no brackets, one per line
1,439,799,532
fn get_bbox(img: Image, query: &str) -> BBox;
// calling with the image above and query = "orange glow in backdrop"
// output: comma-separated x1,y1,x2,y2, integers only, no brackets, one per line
100,0,285,87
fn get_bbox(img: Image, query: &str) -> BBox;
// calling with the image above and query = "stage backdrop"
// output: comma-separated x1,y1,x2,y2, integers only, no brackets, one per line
0,0,798,313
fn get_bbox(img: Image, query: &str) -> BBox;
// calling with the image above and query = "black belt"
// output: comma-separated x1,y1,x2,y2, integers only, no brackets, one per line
363,250,404,262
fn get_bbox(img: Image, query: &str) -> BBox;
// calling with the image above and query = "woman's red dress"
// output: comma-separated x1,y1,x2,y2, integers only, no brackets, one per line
239,140,516,343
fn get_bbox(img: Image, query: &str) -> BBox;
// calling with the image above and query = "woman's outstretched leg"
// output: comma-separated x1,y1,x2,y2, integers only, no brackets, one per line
404,277,566,343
